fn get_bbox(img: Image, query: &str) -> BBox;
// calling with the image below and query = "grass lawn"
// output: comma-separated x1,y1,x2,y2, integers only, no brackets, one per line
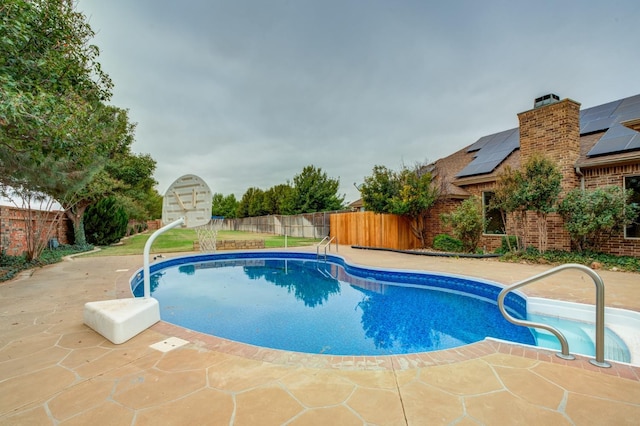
80,229,322,256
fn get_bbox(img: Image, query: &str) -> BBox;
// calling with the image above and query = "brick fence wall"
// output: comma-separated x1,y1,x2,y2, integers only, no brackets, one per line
0,206,71,256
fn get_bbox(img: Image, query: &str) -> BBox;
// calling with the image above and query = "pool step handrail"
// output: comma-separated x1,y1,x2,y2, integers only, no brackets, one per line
316,236,337,259
143,217,185,298
497,263,611,368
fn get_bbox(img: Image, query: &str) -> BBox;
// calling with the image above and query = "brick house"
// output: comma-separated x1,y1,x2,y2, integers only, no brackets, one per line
425,93,640,257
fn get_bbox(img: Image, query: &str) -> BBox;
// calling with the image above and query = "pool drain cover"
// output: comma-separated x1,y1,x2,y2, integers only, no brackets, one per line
150,337,189,353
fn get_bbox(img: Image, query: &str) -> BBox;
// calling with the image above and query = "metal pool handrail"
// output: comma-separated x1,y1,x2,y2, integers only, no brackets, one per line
497,263,611,368
316,236,337,259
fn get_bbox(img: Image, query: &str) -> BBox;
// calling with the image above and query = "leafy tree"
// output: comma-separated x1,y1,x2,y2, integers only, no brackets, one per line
211,193,239,218
360,165,400,213
290,165,345,214
1,0,113,178
360,163,439,248
0,1,154,247
441,196,483,253
237,187,266,218
518,154,562,252
391,165,439,248
490,165,526,251
106,152,162,220
558,186,640,252
46,105,137,245
262,184,294,215
84,196,129,245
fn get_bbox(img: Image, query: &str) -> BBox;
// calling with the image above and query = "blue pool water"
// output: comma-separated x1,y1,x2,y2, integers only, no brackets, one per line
132,252,536,355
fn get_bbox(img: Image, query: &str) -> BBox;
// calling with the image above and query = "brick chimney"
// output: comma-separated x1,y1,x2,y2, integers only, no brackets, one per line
518,95,581,192
517,95,581,251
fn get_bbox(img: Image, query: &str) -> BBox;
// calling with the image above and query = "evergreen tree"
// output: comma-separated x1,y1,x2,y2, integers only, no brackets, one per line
84,197,129,246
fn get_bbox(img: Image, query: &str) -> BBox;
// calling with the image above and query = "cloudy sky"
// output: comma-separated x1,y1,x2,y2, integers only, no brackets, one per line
77,0,640,204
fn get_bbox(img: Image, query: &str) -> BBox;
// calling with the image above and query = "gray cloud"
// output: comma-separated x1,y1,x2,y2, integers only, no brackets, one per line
79,0,640,202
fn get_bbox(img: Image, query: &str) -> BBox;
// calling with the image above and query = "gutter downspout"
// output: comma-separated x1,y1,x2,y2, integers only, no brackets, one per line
575,166,585,191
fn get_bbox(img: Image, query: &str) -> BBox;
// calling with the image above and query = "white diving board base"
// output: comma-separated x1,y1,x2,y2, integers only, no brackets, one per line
84,298,160,344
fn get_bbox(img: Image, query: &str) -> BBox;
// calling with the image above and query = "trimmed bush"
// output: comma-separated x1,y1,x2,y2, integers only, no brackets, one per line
433,234,464,252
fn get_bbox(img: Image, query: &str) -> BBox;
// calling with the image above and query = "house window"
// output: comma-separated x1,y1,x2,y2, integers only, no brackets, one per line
483,192,505,235
625,176,640,239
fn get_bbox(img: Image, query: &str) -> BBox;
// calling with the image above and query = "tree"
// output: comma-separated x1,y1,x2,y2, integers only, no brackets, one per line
262,184,294,215
237,187,266,218
360,165,400,213
0,1,153,247
558,186,640,252
106,152,162,220
1,0,113,179
211,193,239,218
441,196,483,253
518,154,562,252
490,166,526,251
361,163,439,248
391,165,439,248
45,105,138,245
290,165,345,214
84,196,128,245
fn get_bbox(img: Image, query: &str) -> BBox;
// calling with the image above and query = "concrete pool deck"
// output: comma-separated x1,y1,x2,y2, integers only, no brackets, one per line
1,246,639,425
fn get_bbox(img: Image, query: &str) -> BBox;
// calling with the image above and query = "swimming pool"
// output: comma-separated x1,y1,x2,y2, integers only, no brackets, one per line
131,251,544,356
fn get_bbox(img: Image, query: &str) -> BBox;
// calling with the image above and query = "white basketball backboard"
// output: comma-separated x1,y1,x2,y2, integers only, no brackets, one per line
162,174,213,228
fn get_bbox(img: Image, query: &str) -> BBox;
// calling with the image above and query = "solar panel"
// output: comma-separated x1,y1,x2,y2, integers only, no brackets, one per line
587,124,640,157
584,94,640,156
581,116,618,135
457,128,519,177
466,135,492,153
580,99,621,134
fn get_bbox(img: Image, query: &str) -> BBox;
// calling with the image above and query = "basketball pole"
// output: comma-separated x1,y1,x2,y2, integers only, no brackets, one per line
143,217,185,298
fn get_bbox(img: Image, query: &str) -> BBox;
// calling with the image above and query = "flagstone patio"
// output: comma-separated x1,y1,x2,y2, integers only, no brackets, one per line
1,246,638,425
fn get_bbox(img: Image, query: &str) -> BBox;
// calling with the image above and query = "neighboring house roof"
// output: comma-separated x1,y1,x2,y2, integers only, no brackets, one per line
348,198,364,209
433,93,640,196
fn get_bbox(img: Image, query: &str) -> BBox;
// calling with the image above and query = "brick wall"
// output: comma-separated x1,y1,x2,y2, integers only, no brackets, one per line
424,198,458,247
0,206,71,256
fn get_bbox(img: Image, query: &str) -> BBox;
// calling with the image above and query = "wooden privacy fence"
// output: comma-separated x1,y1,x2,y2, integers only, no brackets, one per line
329,211,420,250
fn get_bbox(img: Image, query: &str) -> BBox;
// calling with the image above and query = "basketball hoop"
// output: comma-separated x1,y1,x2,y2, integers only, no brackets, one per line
161,174,213,228
194,216,225,252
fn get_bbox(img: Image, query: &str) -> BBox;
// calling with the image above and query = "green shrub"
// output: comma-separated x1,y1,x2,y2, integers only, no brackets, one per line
500,249,640,272
558,186,639,252
495,235,519,254
84,197,129,246
440,197,483,253
433,234,464,252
